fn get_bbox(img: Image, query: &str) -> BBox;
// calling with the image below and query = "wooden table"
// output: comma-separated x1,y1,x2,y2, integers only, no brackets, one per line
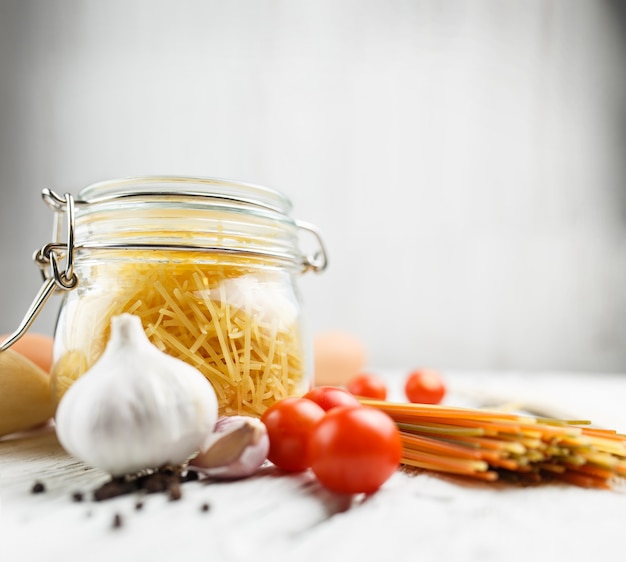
2,370,625,562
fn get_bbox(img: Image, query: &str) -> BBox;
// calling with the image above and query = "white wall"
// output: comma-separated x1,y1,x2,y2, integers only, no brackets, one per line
1,0,625,372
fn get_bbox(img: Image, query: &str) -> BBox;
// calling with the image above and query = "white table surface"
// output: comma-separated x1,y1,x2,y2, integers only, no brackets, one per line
2,370,626,562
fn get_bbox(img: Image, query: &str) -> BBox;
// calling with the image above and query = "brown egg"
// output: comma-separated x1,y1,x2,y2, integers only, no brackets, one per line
0,332,54,373
313,331,368,387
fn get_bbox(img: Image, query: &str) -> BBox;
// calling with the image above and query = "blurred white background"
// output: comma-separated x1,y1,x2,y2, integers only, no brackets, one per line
0,0,625,373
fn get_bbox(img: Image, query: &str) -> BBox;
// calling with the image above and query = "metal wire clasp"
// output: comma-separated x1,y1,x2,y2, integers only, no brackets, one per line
0,190,78,352
296,220,329,273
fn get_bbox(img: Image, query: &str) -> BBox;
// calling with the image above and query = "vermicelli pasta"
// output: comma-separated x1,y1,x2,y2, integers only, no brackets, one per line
51,257,307,417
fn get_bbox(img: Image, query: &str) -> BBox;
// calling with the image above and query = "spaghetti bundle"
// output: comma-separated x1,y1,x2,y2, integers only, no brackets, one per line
363,399,626,489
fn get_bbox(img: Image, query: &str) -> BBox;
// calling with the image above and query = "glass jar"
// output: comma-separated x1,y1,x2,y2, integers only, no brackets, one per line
11,176,327,417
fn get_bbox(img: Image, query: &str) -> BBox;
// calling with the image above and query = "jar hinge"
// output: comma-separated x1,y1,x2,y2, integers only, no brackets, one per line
296,220,328,273
0,190,78,352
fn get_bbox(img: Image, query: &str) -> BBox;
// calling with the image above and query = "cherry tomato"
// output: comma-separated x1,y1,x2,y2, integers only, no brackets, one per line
303,386,362,412
308,406,402,494
346,373,387,400
261,397,325,472
404,369,446,404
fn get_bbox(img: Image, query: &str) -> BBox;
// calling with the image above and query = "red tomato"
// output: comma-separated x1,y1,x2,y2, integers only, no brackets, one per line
261,397,325,472
404,369,446,404
346,373,387,400
303,386,362,412
308,406,402,494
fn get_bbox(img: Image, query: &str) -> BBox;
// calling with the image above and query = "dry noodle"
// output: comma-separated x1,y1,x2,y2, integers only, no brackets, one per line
51,259,306,417
363,399,626,489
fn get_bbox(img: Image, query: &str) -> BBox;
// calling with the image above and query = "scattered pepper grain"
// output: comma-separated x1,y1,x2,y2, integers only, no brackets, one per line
31,481,46,494
168,482,182,501
112,513,123,529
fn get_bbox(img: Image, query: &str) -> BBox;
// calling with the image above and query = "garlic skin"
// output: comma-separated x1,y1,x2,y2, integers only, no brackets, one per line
190,415,269,479
55,314,219,476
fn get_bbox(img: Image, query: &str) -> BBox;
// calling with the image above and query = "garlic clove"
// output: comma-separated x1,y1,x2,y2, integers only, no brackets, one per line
190,415,269,479
55,314,219,476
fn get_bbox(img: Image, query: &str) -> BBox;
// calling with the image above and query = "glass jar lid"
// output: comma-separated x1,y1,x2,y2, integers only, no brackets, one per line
76,175,293,216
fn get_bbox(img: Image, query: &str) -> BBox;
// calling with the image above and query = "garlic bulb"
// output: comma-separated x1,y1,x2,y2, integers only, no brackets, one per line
55,313,218,476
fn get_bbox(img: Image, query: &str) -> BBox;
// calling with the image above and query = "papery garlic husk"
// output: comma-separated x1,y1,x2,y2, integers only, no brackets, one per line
190,415,269,479
55,314,219,476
